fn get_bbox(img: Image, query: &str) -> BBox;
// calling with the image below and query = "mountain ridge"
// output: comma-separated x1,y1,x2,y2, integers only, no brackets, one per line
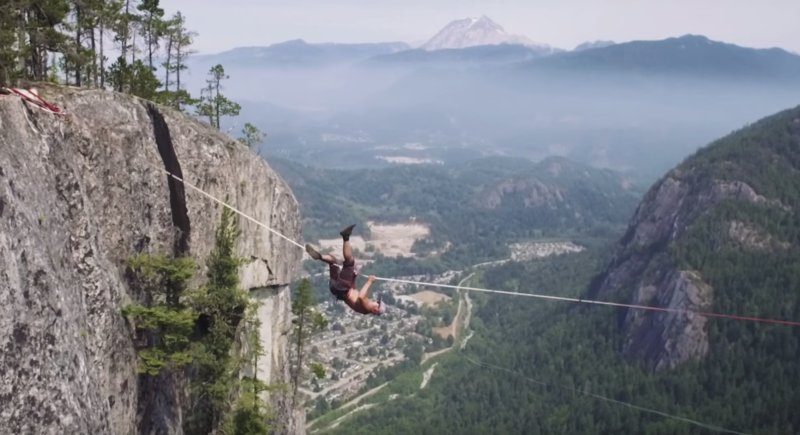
590,104,800,370
527,34,800,80
192,39,410,67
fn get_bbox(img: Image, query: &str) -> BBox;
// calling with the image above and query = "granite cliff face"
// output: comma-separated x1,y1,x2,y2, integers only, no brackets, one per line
0,87,302,433
590,106,800,371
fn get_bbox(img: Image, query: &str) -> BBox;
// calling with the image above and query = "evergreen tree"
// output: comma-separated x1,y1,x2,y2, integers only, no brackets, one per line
108,56,160,97
65,0,104,86
113,0,137,63
239,122,265,149
17,0,70,82
81,0,107,87
123,209,273,433
291,278,328,402
160,11,195,109
109,0,139,91
0,3,22,84
136,0,163,70
122,254,197,375
0,1,197,99
171,12,194,92
196,64,241,130
185,207,254,433
161,11,194,91
229,304,273,435
128,59,160,98
97,0,124,87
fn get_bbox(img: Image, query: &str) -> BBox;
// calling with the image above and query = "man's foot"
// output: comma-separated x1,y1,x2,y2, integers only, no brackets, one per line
305,244,323,261
340,224,356,241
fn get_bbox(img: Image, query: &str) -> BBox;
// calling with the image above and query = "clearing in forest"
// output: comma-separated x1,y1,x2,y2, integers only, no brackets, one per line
409,290,451,307
318,221,430,258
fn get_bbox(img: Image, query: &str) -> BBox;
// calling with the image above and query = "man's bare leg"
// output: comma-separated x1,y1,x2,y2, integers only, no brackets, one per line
306,244,338,265
321,253,337,265
343,240,354,265
340,224,356,264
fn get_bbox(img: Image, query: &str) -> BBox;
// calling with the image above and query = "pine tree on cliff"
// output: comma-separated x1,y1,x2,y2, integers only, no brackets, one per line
291,278,328,402
136,0,163,71
72,0,109,87
122,254,197,375
186,207,262,433
160,11,196,109
98,0,166,99
196,64,241,130
1,1,70,83
0,6,20,83
239,123,265,149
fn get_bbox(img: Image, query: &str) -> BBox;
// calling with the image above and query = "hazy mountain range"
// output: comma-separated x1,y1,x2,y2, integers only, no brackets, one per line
185,17,800,181
191,39,410,68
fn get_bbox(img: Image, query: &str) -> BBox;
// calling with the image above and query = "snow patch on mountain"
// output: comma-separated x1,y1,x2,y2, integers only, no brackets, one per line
422,16,555,53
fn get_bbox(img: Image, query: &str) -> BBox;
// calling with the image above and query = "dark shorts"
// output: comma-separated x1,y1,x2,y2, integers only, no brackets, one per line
329,259,357,300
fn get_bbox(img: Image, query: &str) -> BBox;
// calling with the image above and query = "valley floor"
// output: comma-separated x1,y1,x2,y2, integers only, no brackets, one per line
305,241,579,432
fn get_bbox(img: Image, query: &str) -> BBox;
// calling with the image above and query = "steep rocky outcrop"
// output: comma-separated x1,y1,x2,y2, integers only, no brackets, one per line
480,177,565,210
467,156,640,233
0,87,302,433
590,105,800,371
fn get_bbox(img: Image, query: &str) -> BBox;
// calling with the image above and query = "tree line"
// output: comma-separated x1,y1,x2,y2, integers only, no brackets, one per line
1,0,263,144
2,1,187,101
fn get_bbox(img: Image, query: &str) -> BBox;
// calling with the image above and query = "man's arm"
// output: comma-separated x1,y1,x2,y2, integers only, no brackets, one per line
358,275,376,299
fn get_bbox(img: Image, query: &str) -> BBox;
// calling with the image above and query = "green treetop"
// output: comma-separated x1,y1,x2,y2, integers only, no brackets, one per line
196,64,241,130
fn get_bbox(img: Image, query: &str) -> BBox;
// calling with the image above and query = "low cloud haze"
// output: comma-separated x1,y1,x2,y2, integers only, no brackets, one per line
166,4,800,184
182,34,800,182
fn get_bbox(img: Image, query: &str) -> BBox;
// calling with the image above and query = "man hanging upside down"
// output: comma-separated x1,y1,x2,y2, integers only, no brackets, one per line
305,224,386,316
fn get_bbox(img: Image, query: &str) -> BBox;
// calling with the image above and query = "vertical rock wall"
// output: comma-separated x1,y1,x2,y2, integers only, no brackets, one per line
0,87,302,433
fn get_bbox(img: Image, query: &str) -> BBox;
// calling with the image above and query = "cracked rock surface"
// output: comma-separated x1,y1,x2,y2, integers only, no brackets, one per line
0,87,301,434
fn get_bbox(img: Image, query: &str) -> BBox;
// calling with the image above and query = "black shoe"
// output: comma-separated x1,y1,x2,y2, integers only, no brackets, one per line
340,224,356,241
305,244,323,261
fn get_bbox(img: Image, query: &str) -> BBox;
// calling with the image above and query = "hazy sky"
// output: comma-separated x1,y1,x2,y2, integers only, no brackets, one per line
163,0,800,54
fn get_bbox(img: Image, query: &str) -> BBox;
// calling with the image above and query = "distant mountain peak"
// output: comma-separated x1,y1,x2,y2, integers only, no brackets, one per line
675,34,711,42
421,16,553,52
279,38,308,45
574,40,615,51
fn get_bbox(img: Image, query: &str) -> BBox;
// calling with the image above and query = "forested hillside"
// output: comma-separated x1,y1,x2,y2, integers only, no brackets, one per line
590,104,800,370
327,107,800,434
272,156,640,268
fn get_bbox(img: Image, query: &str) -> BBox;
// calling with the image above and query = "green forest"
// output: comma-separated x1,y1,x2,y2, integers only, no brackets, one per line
330,247,799,434
273,155,641,270
322,107,800,434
